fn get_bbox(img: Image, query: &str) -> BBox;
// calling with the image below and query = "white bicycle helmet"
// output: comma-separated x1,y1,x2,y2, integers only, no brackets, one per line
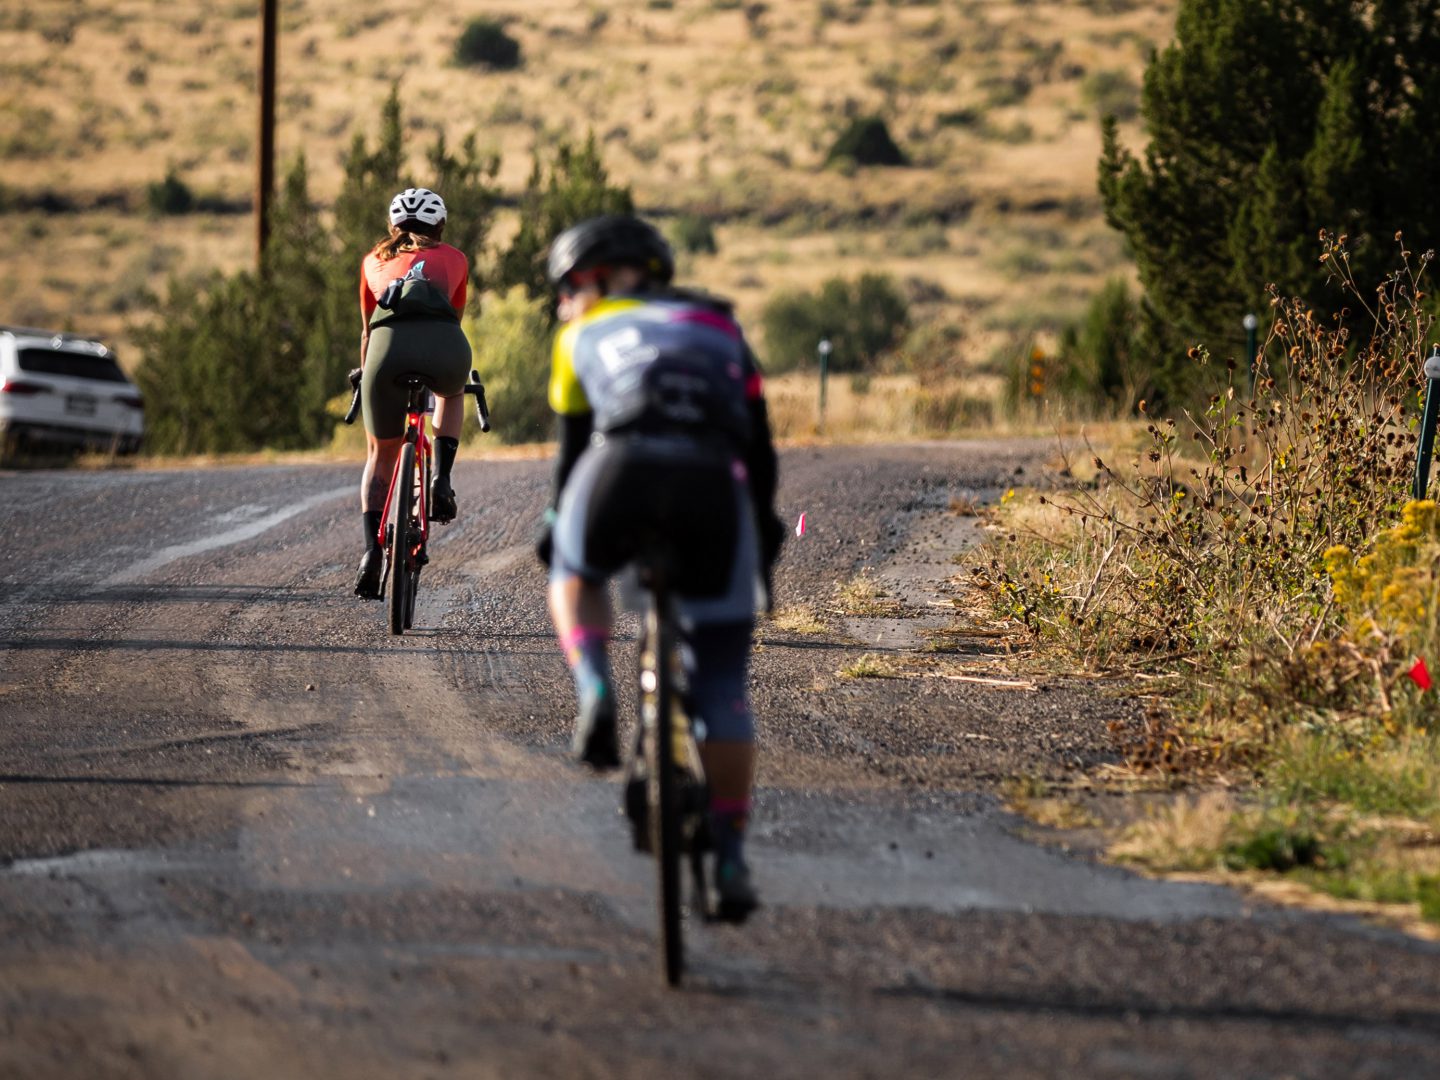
388,187,447,227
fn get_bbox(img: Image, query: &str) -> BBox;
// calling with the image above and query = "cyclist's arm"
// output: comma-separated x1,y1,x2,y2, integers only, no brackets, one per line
548,321,593,510
739,343,783,562
550,412,593,512
359,267,378,366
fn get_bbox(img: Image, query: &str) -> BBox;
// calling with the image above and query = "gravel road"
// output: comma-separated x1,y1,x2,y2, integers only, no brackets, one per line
1,442,1437,1079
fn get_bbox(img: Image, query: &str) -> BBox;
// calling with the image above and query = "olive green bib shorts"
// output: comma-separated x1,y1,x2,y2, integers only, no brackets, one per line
360,278,471,439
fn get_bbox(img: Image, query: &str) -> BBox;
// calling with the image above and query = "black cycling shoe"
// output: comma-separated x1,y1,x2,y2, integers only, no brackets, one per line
429,477,457,523
711,858,760,923
572,692,620,771
354,547,383,598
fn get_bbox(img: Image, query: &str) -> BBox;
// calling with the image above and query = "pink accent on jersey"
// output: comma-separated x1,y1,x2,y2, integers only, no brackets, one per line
745,373,764,400
672,308,742,339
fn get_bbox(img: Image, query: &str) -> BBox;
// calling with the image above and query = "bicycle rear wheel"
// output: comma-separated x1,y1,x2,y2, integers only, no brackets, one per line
644,598,685,987
404,447,429,630
388,440,417,636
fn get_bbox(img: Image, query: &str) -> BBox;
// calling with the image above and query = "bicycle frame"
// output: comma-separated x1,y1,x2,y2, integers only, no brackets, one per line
375,395,431,559
631,564,711,987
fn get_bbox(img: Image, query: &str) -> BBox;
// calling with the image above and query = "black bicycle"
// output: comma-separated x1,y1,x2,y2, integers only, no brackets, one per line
623,551,713,986
345,369,490,634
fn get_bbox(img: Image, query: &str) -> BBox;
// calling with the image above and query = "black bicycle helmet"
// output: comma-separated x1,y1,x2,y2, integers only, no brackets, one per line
546,214,675,289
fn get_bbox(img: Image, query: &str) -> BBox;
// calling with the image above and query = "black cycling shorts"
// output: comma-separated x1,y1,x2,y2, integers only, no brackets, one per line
552,433,761,624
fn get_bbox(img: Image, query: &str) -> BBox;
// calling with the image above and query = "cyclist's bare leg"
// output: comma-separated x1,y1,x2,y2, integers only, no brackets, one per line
362,433,404,513
355,432,403,596
548,574,611,640
549,574,619,766
698,742,755,806
428,395,463,523
431,393,464,439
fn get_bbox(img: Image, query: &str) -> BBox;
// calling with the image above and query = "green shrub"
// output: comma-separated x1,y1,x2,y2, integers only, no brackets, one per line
466,286,554,445
146,170,194,215
491,134,634,300
825,116,907,167
454,18,522,70
761,273,909,373
1053,277,1146,412
1081,68,1139,121
668,213,718,255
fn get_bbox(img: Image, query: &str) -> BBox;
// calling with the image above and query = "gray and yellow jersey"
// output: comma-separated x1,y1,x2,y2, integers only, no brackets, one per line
549,291,763,441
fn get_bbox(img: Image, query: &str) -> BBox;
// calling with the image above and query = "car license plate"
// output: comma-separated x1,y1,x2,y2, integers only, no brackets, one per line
65,394,97,417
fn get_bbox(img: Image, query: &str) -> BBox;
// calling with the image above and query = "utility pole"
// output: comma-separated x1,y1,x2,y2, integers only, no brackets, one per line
256,0,278,265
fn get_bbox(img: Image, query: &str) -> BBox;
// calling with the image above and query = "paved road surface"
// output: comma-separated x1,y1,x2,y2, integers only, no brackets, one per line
1,444,1437,1078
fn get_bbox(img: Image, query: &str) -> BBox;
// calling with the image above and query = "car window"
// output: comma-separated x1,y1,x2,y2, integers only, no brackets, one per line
17,348,128,383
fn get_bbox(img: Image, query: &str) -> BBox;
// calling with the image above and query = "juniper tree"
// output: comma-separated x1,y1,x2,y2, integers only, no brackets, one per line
1100,0,1440,375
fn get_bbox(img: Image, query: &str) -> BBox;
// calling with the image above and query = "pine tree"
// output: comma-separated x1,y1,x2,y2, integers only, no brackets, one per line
1101,0,1440,382
491,135,634,301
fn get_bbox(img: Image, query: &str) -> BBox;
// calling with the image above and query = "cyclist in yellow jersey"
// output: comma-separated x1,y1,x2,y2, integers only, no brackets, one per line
537,214,784,918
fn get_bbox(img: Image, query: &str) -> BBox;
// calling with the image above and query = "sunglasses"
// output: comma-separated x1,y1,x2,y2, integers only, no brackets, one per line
556,268,604,298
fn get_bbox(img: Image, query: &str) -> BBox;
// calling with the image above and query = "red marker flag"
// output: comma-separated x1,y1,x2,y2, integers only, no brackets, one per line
1409,658,1432,690
795,512,807,538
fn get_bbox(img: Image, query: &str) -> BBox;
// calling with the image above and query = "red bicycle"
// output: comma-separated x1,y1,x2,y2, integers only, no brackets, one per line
345,369,490,635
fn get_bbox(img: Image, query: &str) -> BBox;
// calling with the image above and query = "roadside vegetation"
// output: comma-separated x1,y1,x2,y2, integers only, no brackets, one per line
979,240,1440,916
973,0,1440,923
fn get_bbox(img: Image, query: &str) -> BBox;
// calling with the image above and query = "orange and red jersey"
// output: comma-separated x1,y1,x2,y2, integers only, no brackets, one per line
359,244,469,325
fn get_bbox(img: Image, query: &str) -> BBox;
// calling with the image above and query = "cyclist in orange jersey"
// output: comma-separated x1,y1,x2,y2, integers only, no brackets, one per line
354,188,471,598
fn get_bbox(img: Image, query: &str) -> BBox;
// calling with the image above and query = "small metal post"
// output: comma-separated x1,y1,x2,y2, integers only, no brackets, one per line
817,338,832,432
1413,345,1440,500
1243,312,1258,399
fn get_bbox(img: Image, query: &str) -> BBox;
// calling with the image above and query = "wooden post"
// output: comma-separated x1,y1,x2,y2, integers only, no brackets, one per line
256,0,278,265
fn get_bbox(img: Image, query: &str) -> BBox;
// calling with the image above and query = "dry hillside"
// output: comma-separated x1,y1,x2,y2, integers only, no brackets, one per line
0,0,1175,379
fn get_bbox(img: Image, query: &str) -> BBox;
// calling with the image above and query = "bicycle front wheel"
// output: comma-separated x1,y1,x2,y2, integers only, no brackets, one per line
645,599,685,987
388,440,417,636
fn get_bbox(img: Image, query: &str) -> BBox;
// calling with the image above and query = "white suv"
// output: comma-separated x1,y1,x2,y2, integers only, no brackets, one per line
0,325,144,457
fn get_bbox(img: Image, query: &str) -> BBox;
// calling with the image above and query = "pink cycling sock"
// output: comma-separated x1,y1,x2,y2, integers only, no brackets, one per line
559,625,611,699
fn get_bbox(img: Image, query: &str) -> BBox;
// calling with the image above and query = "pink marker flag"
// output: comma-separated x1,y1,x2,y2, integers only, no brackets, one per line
1409,658,1433,691
795,512,807,538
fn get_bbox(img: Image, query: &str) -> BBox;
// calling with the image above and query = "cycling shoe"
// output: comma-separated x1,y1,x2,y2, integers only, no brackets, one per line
354,547,383,598
429,477,457,523
711,858,759,923
572,690,620,771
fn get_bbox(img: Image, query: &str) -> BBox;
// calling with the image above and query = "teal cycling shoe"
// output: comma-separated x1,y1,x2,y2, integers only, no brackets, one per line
711,858,759,923
571,688,619,771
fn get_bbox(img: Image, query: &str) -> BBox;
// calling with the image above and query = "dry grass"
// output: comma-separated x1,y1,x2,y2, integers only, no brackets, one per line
2,0,1176,381
767,605,828,635
833,570,902,617
1111,791,1238,872
838,652,903,680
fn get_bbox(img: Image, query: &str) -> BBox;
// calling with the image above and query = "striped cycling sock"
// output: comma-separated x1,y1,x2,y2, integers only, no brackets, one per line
559,625,612,705
710,797,751,867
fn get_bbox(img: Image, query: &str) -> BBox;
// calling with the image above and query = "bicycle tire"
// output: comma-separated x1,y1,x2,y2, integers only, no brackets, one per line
388,440,417,636
645,598,685,987
405,447,429,630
